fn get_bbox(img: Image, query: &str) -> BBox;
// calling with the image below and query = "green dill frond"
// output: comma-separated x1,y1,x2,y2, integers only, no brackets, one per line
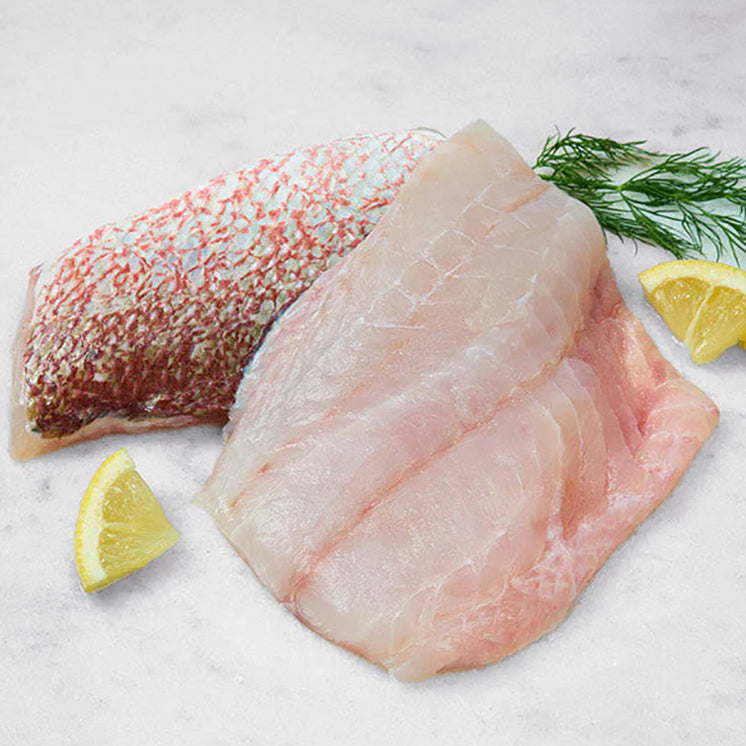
533,130,746,264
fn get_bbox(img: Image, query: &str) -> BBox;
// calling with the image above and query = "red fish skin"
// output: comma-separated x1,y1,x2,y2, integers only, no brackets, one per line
11,130,443,460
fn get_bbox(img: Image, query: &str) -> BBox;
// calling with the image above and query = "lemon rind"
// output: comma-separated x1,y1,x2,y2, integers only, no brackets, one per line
75,449,136,590
74,448,179,593
639,259,746,296
639,259,746,362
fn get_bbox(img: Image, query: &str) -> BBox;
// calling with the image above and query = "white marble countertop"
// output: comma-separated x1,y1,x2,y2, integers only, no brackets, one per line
2,1,745,743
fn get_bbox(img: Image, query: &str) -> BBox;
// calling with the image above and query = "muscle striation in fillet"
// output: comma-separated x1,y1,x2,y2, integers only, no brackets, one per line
11,129,443,460
199,121,718,681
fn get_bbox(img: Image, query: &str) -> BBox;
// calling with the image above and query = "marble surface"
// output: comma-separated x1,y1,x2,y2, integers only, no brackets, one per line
2,0,745,743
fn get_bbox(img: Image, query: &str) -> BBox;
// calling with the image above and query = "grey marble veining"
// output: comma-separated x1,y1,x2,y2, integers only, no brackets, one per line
1,0,745,743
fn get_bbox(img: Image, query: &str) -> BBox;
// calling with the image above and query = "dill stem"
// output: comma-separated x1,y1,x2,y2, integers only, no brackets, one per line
533,130,746,264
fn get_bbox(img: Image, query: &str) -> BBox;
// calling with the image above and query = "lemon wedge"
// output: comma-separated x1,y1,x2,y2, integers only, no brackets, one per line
639,259,746,364
74,448,179,592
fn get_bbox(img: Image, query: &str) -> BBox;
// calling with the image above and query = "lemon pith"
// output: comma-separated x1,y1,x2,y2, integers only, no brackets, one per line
74,448,179,592
639,259,746,364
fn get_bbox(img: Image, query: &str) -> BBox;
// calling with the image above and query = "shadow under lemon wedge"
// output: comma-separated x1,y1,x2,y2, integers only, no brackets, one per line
639,259,746,364
75,448,179,592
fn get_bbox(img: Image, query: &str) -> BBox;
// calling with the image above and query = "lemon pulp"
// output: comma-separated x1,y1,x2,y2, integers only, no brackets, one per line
639,259,746,364
74,448,179,592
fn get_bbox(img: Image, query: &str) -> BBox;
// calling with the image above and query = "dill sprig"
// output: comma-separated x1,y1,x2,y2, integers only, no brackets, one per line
533,130,746,264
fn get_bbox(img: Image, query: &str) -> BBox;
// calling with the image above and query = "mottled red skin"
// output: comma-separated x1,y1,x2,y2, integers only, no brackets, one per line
11,130,443,459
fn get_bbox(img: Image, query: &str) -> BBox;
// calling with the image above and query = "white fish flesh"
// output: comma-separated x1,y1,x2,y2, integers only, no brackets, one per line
199,120,718,681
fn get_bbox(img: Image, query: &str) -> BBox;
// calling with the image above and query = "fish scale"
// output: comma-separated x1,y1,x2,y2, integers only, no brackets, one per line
12,129,444,459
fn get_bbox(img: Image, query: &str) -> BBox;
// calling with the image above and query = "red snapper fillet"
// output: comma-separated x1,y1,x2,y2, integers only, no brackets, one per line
11,129,443,460
200,121,718,681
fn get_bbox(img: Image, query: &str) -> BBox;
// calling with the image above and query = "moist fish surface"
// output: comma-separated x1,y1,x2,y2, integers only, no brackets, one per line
11,129,443,460
199,121,718,681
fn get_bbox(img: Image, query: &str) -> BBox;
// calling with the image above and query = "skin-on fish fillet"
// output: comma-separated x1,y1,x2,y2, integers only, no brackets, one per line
10,129,443,460
198,120,718,681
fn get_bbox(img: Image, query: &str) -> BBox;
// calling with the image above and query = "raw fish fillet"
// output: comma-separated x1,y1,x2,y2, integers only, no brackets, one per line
11,129,443,460
199,121,718,681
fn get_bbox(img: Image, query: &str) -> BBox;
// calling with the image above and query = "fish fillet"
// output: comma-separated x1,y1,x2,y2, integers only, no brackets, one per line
10,129,443,460
199,121,718,681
